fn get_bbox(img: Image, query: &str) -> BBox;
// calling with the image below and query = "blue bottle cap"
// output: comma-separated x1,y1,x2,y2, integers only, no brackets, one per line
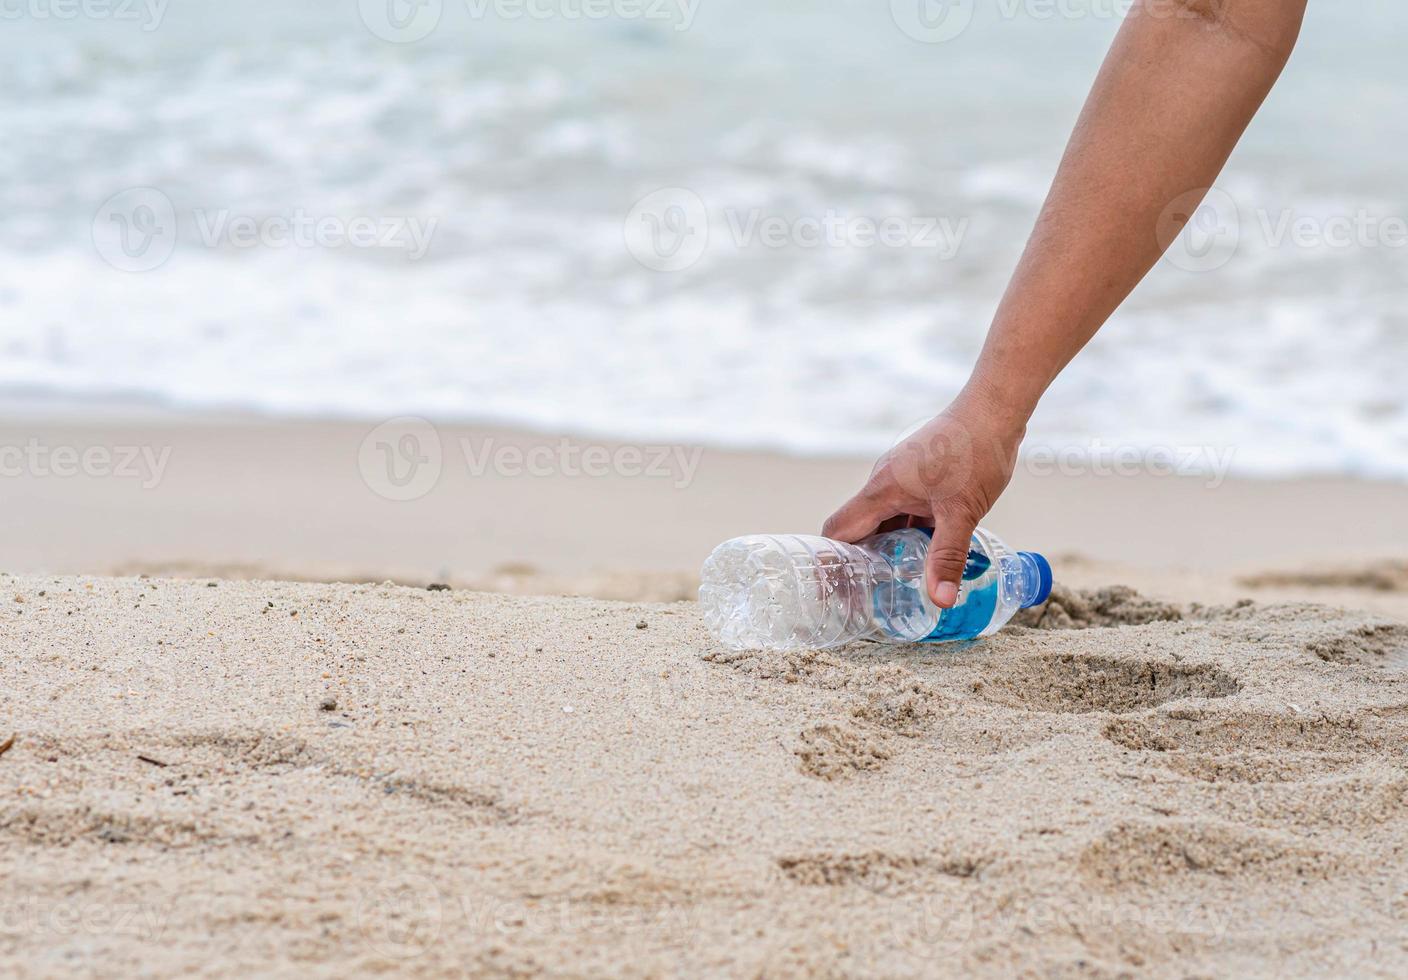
1018,551,1053,608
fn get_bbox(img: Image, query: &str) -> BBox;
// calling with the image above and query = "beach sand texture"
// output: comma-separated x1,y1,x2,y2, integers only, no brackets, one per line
4,569,1408,977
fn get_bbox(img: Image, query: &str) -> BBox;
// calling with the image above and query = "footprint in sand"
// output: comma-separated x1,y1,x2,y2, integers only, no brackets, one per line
774,850,980,893
706,648,950,779
975,653,1240,715
1078,820,1339,888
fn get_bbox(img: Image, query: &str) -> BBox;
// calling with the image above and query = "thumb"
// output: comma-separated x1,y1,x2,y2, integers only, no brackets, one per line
925,509,978,609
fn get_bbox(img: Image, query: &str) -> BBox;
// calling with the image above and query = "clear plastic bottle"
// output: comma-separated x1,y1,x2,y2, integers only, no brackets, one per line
699,527,1051,652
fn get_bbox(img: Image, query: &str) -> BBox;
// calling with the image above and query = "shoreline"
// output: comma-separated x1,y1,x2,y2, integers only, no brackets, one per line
3,408,1408,596
1,391,1401,481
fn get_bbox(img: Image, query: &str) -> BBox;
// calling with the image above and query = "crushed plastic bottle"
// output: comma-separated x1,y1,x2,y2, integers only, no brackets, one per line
699,526,1051,651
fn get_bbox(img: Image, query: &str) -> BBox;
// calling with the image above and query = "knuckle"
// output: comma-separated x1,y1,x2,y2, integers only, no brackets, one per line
933,496,981,527
926,544,971,575
859,470,895,501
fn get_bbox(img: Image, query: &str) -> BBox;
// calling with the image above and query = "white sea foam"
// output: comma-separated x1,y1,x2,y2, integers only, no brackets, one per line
0,1,1405,478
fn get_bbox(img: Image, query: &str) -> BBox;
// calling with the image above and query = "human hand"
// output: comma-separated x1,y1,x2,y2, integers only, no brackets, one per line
821,389,1026,608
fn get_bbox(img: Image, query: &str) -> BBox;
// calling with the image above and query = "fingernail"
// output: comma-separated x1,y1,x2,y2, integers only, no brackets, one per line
934,581,958,608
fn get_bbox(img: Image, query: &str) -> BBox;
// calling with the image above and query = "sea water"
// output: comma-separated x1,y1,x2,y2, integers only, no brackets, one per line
0,1,1404,476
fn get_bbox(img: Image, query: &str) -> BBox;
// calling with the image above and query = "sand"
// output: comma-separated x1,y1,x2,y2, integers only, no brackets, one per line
5,408,1408,589
4,409,1408,976
3,567,1408,977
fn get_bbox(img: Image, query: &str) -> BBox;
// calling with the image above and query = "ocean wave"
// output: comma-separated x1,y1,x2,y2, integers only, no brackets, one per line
1,0,1405,478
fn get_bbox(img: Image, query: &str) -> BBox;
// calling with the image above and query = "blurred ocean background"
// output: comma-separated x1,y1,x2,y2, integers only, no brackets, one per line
1,0,1405,476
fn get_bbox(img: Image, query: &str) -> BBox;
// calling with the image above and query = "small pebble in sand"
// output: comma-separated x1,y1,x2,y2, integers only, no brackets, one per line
427,583,451,592
562,706,574,714
319,696,337,712
636,619,648,629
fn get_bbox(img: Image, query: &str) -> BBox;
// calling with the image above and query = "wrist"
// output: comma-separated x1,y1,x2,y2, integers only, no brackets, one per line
952,373,1034,441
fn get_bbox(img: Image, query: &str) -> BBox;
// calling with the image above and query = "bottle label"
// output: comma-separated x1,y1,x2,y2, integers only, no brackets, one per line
911,528,998,641
889,529,1002,642
922,581,997,642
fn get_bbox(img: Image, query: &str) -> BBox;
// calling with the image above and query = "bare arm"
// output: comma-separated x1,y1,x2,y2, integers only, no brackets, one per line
825,0,1308,607
970,0,1306,415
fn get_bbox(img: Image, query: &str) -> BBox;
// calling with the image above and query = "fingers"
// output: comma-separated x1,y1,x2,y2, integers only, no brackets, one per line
821,483,895,543
925,506,979,609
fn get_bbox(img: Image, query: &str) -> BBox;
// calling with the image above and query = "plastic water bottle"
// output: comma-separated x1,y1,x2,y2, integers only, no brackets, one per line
699,527,1051,651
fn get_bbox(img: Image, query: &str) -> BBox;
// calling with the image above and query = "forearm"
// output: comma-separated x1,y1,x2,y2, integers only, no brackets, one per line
965,0,1307,420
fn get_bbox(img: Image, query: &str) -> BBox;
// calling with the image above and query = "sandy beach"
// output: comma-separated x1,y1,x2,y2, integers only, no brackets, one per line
7,0,1406,972
2,412,1407,976
2,571,1407,976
